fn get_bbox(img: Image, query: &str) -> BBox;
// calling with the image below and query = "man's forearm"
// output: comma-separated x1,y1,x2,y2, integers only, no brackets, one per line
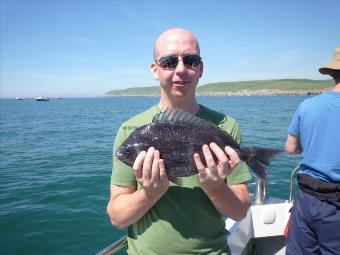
107,188,161,228
285,134,302,154
203,183,250,221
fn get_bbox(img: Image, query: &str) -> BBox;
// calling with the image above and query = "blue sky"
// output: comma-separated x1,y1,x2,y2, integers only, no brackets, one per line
1,0,339,98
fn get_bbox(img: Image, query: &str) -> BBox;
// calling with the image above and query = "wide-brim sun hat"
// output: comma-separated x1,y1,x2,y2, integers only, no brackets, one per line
319,47,340,75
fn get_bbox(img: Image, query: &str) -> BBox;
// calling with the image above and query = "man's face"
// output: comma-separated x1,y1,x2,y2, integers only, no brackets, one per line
151,31,203,100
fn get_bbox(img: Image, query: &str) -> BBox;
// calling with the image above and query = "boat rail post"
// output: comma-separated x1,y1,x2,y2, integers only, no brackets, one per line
254,177,266,205
289,166,300,203
96,235,127,255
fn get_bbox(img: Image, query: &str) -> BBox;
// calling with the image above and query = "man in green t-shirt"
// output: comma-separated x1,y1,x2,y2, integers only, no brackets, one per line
107,28,252,255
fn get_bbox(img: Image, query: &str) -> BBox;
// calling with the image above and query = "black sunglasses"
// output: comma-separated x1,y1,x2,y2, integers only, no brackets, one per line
155,54,201,70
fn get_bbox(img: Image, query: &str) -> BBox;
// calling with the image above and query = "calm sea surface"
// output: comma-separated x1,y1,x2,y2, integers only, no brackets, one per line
0,96,305,255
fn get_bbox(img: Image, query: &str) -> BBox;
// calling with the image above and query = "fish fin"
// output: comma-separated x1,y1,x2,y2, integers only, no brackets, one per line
168,175,183,186
152,108,209,127
241,147,283,180
156,111,165,121
171,108,185,121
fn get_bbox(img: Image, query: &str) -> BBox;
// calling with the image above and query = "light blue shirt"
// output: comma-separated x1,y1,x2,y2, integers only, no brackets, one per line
288,91,340,182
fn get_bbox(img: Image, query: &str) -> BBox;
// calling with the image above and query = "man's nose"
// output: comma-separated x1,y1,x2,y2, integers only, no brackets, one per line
174,57,187,74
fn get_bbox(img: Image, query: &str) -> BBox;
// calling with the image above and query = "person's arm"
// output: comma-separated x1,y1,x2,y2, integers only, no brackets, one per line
203,182,250,221
285,133,302,154
107,148,168,228
194,143,250,221
107,184,160,228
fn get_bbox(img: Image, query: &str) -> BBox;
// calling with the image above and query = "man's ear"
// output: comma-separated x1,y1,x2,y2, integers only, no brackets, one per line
150,63,159,80
199,61,204,78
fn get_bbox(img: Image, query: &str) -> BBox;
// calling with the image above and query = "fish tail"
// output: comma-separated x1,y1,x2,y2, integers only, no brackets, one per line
240,147,282,179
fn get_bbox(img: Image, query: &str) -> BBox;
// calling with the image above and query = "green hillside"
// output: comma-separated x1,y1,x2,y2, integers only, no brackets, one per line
105,79,333,96
106,86,160,96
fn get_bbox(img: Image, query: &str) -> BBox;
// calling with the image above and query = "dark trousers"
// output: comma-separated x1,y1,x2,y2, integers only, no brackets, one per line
286,189,340,255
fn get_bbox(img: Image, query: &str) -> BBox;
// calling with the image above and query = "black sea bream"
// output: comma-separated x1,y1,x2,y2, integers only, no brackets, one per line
116,108,281,183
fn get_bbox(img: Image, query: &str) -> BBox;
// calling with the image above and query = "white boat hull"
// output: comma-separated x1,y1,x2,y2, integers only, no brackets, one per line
226,198,292,255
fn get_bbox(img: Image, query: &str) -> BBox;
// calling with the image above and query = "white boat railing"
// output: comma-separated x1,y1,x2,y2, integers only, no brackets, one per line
254,178,266,205
96,235,127,255
289,166,300,203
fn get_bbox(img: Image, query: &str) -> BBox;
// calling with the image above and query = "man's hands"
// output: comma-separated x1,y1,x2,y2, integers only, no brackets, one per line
127,143,248,221
133,147,169,200
132,143,240,195
194,143,240,192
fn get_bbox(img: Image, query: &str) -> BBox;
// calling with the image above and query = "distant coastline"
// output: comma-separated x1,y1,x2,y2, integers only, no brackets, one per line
195,88,327,96
106,89,327,97
105,79,333,97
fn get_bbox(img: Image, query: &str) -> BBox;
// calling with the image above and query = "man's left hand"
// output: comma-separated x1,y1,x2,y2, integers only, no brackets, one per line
194,143,240,191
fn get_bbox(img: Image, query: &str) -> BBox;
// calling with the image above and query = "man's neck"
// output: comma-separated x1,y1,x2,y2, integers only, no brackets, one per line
332,83,340,92
159,96,200,114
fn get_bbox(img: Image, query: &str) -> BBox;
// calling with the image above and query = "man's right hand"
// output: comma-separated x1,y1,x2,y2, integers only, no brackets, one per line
133,147,169,200
107,147,168,228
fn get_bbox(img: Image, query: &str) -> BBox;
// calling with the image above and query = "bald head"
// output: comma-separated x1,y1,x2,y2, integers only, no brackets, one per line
153,28,200,60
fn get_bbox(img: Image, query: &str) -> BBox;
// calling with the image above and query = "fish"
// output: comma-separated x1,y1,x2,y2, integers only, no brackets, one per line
116,108,281,184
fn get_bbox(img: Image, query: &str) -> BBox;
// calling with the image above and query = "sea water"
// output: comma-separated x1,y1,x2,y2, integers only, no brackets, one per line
0,96,304,254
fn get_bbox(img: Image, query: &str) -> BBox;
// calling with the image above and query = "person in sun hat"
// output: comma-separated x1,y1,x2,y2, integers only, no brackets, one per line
285,47,340,255
319,47,340,76
106,28,252,255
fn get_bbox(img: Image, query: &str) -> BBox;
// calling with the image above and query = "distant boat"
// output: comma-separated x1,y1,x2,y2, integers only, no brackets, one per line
15,97,24,100
35,97,49,101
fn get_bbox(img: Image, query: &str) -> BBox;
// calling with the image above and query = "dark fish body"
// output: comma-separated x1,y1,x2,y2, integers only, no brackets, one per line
116,108,281,182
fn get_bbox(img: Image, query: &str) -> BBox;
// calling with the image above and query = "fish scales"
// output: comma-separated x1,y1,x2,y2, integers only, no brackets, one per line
146,122,217,177
116,108,282,183
135,121,240,173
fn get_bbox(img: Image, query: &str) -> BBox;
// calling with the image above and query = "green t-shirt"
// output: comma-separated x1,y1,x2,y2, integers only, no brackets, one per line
111,104,252,255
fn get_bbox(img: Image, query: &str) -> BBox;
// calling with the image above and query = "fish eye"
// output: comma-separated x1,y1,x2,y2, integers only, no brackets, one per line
125,148,131,155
